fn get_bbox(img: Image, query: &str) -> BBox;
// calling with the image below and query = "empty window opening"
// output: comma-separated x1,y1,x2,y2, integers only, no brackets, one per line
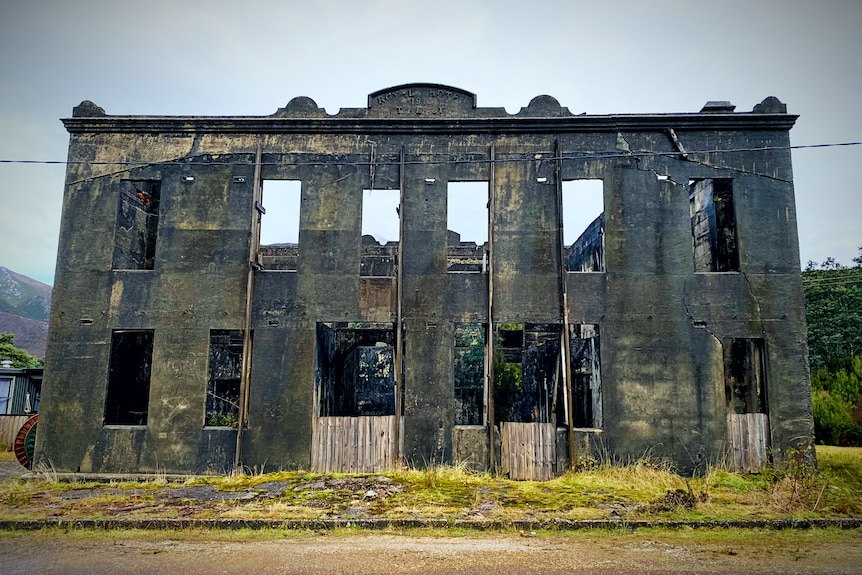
361,189,400,276
259,180,301,271
362,189,400,244
104,330,154,425
562,180,605,272
113,180,161,270
569,324,602,428
316,322,396,417
0,374,41,416
0,377,11,415
454,323,485,425
494,323,562,425
448,182,489,272
725,338,767,415
690,179,739,272
206,330,244,427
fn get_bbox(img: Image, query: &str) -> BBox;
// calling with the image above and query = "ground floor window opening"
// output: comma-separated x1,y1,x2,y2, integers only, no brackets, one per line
104,330,154,426
454,322,485,425
205,330,244,427
569,324,602,428
315,322,396,417
493,323,561,425
724,338,767,415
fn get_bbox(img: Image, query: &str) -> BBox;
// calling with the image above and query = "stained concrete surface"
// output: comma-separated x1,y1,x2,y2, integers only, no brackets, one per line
40,85,813,477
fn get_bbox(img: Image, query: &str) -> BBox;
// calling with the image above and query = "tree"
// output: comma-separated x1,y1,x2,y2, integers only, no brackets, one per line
0,333,43,369
803,248,862,445
802,248,862,369
811,357,862,446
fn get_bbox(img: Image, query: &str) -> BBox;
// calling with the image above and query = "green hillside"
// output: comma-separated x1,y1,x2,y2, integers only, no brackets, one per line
803,250,862,446
0,266,51,322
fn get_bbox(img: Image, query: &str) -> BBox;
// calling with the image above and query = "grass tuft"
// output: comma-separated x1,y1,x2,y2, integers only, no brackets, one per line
0,445,858,522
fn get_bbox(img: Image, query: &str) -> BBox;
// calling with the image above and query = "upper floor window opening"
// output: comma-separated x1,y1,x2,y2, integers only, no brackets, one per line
447,181,489,273
258,180,301,271
562,180,605,272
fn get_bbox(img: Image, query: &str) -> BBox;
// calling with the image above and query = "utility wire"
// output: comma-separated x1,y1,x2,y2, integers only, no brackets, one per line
802,275,862,287
0,141,860,168
802,276,862,283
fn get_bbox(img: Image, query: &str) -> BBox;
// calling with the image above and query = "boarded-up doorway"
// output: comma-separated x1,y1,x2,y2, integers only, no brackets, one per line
725,338,770,472
311,415,397,473
500,422,556,481
312,322,398,472
495,323,562,480
727,413,770,473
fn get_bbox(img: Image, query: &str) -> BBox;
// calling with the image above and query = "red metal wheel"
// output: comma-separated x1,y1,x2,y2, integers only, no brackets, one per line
14,414,38,470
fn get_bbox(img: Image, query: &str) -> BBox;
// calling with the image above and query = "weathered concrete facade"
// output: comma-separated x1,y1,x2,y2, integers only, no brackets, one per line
35,85,814,477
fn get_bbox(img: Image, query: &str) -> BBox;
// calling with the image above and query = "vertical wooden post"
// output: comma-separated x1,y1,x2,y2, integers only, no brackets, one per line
555,140,577,470
486,144,496,473
235,140,262,471
394,147,405,464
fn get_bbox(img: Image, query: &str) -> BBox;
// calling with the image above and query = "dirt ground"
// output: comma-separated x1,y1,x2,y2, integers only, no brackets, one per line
1,451,859,573
0,456,24,482
0,530,860,575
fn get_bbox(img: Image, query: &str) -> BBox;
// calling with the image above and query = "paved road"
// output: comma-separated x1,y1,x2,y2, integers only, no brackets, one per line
1,532,859,574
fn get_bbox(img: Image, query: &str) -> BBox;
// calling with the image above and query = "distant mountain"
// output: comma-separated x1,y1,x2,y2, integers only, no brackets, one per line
0,311,48,358
0,266,52,358
0,266,51,322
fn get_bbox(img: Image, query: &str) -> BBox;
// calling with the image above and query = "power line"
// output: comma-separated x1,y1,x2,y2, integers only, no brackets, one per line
802,275,862,288
0,141,860,168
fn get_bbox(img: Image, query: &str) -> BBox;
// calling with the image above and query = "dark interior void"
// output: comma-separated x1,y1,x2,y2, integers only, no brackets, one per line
690,179,739,272
104,330,153,425
112,180,161,270
494,323,561,425
567,214,605,272
316,322,396,417
570,324,602,428
454,323,485,425
206,330,243,426
725,338,767,415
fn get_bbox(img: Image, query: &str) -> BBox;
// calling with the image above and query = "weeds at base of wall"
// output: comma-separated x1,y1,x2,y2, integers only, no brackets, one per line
764,448,825,513
0,446,859,522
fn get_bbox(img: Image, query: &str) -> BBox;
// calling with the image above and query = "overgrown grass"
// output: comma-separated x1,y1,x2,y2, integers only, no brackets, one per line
0,446,859,523
1,525,859,546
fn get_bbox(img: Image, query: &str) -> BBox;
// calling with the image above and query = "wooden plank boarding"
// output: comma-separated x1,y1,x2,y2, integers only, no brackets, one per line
501,422,556,480
0,415,30,451
727,413,770,473
312,415,397,473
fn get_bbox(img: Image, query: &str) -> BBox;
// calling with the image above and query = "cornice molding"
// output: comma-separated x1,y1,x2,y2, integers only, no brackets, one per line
62,113,798,135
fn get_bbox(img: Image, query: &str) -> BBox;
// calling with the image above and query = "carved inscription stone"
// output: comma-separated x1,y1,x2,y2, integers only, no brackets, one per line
367,84,476,118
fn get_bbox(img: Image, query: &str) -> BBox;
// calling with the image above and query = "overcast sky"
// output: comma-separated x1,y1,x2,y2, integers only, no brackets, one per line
1,0,860,285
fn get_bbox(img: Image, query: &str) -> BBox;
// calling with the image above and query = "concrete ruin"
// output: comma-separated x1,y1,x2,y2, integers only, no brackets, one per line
35,85,814,478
